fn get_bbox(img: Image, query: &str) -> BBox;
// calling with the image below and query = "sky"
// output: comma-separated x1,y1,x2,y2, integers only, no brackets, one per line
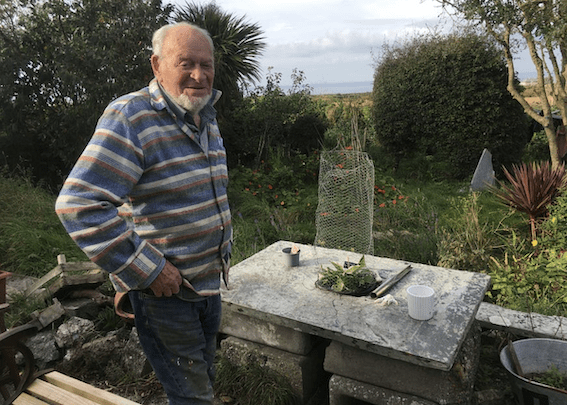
173,0,536,94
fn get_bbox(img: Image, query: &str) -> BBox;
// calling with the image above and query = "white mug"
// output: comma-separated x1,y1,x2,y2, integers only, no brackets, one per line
407,285,435,320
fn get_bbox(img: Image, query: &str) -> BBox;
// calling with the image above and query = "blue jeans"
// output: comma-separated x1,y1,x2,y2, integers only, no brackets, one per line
128,291,221,405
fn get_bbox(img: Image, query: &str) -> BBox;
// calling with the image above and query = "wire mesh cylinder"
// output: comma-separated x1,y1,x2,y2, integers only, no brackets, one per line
315,150,374,254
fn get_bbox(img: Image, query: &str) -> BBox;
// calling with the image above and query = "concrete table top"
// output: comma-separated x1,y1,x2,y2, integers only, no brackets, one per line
221,241,490,371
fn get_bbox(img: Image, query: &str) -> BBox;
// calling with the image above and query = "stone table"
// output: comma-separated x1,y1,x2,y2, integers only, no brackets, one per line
222,241,490,372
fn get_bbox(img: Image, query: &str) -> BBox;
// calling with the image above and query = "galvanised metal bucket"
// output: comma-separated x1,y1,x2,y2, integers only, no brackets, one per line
500,338,567,405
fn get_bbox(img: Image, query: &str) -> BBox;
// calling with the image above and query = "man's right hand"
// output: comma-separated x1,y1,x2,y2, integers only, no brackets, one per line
149,261,182,297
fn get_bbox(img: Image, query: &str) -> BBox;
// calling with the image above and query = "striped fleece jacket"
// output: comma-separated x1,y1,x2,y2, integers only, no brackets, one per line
56,79,232,295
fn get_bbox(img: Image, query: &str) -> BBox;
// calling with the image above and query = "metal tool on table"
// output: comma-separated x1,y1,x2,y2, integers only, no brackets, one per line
370,265,412,298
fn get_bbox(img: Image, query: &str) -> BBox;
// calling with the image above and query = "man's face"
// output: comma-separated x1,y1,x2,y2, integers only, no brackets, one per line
152,26,214,113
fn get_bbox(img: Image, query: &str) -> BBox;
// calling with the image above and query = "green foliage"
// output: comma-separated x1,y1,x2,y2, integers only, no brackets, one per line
490,161,566,240
225,69,328,167
530,365,567,390
437,193,500,272
0,170,87,276
372,32,530,180
228,150,319,263
487,191,567,315
488,247,567,315
539,192,567,248
322,98,374,151
95,306,127,332
436,0,567,166
214,356,299,405
523,131,551,163
0,0,172,188
374,196,440,265
317,256,377,294
4,291,49,329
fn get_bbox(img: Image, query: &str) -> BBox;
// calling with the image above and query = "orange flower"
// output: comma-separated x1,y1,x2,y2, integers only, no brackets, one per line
392,199,397,205
379,203,386,208
268,184,273,189
345,146,353,150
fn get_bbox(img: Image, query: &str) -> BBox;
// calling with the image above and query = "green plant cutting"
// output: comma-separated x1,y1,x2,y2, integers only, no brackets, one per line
317,256,378,294
529,365,567,390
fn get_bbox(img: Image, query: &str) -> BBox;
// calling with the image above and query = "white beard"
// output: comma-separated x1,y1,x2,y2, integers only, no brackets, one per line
173,92,212,115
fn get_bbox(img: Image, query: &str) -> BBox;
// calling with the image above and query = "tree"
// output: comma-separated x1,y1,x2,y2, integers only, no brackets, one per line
0,0,172,188
372,32,530,180
226,68,328,167
174,1,266,116
436,0,567,169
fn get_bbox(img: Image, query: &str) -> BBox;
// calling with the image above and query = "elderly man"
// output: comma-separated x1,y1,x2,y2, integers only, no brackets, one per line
56,22,231,405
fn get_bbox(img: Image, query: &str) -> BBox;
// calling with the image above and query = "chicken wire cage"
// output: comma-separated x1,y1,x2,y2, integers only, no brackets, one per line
314,150,374,254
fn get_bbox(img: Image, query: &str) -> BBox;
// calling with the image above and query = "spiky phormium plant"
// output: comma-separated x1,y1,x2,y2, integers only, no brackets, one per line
491,161,566,241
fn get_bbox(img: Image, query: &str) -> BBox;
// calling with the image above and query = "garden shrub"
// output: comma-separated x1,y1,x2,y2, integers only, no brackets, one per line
372,32,530,180
0,0,171,189
227,150,319,262
523,130,553,163
224,69,328,168
488,192,567,315
374,195,439,265
437,193,497,272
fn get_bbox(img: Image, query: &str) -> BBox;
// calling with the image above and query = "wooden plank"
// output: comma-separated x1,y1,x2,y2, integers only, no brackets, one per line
25,266,63,297
48,270,107,298
59,262,101,272
25,262,102,297
12,392,50,405
42,371,140,405
25,378,101,405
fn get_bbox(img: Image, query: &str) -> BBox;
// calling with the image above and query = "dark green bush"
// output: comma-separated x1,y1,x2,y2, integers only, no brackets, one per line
0,0,172,189
372,32,530,180
224,69,328,168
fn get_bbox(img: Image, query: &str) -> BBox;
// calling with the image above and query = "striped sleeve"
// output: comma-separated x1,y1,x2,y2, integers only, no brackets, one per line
56,95,166,291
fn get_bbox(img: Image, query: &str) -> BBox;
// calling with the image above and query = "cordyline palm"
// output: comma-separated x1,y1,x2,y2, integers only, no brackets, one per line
491,161,566,241
175,1,266,113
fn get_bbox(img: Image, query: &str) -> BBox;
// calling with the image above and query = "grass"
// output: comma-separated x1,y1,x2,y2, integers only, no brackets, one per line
214,356,299,405
0,170,88,277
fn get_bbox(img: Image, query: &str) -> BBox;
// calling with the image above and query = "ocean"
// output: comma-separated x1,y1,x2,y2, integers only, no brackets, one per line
283,81,373,95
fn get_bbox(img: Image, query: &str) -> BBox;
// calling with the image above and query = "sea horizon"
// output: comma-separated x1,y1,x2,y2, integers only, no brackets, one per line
292,70,539,96
282,81,373,96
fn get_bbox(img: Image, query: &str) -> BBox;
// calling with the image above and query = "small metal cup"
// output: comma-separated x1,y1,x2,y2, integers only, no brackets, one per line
282,248,300,267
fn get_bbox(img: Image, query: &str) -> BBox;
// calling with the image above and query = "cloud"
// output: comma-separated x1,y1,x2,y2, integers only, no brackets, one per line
206,0,450,87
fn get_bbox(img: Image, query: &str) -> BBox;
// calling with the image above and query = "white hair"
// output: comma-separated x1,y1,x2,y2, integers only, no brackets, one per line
152,22,214,58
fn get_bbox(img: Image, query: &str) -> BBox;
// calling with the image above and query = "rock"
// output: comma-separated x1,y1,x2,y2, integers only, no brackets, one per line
122,327,152,378
474,388,513,405
26,329,61,370
55,316,96,348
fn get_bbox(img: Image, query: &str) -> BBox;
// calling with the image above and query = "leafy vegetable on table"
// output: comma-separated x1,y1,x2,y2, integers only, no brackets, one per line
317,256,379,295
